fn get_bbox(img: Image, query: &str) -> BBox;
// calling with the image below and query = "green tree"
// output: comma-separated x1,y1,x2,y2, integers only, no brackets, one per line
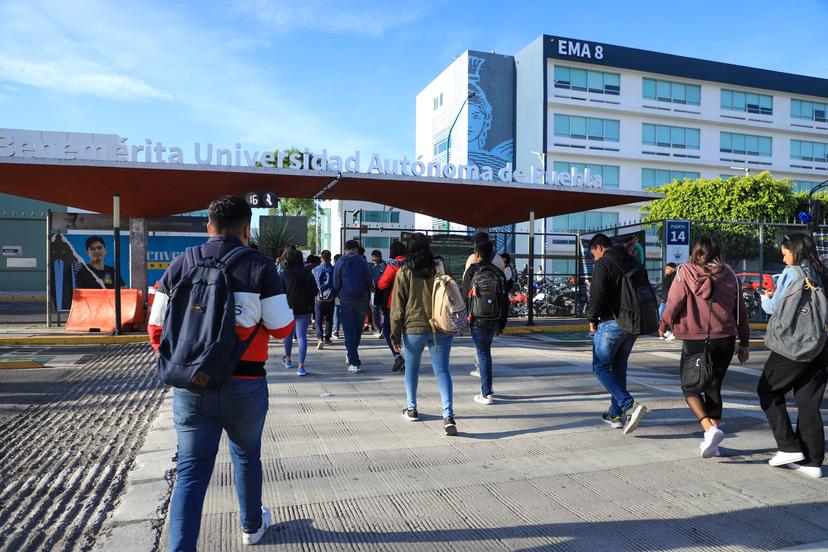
641,172,799,263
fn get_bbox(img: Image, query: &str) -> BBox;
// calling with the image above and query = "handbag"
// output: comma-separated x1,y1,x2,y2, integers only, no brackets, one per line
680,278,716,392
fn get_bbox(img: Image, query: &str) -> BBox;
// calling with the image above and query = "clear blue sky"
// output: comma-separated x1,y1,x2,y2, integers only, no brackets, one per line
2,0,827,162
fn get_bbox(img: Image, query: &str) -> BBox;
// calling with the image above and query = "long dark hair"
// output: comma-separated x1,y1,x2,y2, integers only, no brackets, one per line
689,237,722,275
285,248,304,269
782,233,828,283
405,233,436,279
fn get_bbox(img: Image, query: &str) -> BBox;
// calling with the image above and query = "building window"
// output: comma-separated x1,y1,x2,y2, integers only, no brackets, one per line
792,99,828,122
791,139,828,163
433,139,448,157
551,211,619,233
554,114,620,142
641,168,700,189
642,78,700,105
361,236,391,249
642,123,700,150
361,210,400,223
721,89,773,116
790,180,820,193
552,161,619,189
550,259,577,274
553,65,620,95
720,132,772,157
433,97,438,111
439,93,443,107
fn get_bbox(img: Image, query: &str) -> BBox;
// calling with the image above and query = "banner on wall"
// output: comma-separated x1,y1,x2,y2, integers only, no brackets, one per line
578,230,647,278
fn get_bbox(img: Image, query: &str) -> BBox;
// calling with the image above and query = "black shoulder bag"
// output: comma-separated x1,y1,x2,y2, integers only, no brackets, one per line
680,278,716,392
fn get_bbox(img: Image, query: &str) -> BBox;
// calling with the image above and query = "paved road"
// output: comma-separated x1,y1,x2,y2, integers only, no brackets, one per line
0,343,165,552
95,333,827,552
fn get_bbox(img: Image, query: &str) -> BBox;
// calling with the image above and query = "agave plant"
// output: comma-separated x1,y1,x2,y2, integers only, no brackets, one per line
250,218,295,261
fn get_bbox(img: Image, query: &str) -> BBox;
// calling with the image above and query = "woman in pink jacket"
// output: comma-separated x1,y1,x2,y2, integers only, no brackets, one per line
659,237,750,458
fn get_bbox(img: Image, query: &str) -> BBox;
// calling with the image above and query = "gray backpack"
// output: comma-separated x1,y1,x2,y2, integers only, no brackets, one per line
765,265,828,362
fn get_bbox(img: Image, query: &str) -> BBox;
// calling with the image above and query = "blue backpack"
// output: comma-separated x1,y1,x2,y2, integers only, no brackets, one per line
157,246,260,389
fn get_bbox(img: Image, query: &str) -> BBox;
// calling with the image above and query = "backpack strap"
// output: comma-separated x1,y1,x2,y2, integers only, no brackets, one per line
218,246,252,270
183,246,203,272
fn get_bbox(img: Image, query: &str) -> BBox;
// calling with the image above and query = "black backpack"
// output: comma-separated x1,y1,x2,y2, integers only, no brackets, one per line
157,246,260,389
606,256,659,335
469,265,503,321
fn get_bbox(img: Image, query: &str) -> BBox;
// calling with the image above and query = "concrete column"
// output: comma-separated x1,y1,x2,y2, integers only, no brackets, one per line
129,217,148,294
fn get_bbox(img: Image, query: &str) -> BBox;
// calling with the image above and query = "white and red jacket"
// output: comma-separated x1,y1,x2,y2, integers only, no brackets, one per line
148,236,294,378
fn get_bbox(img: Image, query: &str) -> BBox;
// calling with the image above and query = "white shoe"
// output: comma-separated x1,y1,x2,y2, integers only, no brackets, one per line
768,451,806,467
699,427,725,458
665,333,676,342
242,506,272,545
474,394,493,405
469,368,481,378
347,364,363,373
316,341,324,350
785,463,823,478
281,356,293,369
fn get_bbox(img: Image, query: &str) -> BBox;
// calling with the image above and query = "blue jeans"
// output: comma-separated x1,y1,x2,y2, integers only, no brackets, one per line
340,299,366,366
592,320,637,417
658,302,666,320
333,304,341,334
285,313,311,365
371,304,382,331
403,332,454,417
169,378,268,552
471,320,498,397
381,308,398,357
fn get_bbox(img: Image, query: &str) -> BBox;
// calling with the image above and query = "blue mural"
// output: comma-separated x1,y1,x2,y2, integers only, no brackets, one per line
467,53,516,253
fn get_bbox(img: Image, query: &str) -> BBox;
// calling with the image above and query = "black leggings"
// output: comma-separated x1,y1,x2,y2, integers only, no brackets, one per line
758,346,828,467
680,337,735,421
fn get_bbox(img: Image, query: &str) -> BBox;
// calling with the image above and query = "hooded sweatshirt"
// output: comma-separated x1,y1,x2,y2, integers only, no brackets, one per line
660,262,749,346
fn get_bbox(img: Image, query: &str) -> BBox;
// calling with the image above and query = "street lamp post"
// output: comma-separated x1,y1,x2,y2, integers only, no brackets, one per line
531,150,547,280
446,91,476,167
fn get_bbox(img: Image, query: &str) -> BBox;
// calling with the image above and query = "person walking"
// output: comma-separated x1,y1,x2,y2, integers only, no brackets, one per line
659,263,678,341
463,238,509,405
333,240,372,373
586,234,649,435
377,240,407,372
312,250,335,349
332,253,342,338
282,249,319,376
391,232,458,435
758,233,828,478
148,196,294,550
370,249,387,337
659,238,749,457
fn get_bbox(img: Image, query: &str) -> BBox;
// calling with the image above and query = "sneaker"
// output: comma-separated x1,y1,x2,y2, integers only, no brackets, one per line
296,366,306,377
700,426,725,458
785,463,823,478
665,333,676,342
622,402,648,435
402,408,419,421
242,506,272,545
347,364,363,374
658,335,666,340
392,355,405,373
333,332,340,339
474,394,494,405
469,367,481,378
374,331,383,338
768,451,806,467
601,410,623,429
324,339,333,345
281,356,293,369
443,416,458,436
316,341,324,350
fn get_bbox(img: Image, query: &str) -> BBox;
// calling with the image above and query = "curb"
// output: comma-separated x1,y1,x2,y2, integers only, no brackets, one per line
504,324,587,335
0,335,148,346
0,360,45,369
0,294,45,303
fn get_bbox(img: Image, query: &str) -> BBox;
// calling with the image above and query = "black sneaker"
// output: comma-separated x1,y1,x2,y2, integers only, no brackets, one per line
324,339,332,345
392,355,405,373
622,402,648,435
601,410,623,429
443,416,458,436
402,408,419,421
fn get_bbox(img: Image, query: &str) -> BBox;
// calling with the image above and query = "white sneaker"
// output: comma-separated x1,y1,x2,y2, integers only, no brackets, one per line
665,333,676,342
474,394,493,405
316,341,324,350
242,506,272,545
469,368,481,378
281,356,293,369
768,451,806,467
699,427,725,458
785,463,823,478
347,365,363,373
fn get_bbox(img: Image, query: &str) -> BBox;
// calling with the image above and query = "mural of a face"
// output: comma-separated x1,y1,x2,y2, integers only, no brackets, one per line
467,88,492,148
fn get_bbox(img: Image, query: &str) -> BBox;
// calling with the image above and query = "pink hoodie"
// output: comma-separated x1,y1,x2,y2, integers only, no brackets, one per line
659,262,750,346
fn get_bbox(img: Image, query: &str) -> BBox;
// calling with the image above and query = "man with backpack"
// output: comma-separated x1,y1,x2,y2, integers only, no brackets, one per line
148,196,295,550
463,238,509,405
313,250,335,350
586,234,653,435
333,239,372,373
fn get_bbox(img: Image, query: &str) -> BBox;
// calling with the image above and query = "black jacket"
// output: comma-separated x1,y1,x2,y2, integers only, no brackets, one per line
586,246,642,324
462,262,510,331
282,266,319,316
661,272,676,304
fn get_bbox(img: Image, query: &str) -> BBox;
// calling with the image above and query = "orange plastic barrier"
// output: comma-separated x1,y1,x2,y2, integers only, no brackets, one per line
65,289,146,333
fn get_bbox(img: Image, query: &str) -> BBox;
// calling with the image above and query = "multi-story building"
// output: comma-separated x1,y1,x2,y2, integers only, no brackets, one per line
415,35,828,274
